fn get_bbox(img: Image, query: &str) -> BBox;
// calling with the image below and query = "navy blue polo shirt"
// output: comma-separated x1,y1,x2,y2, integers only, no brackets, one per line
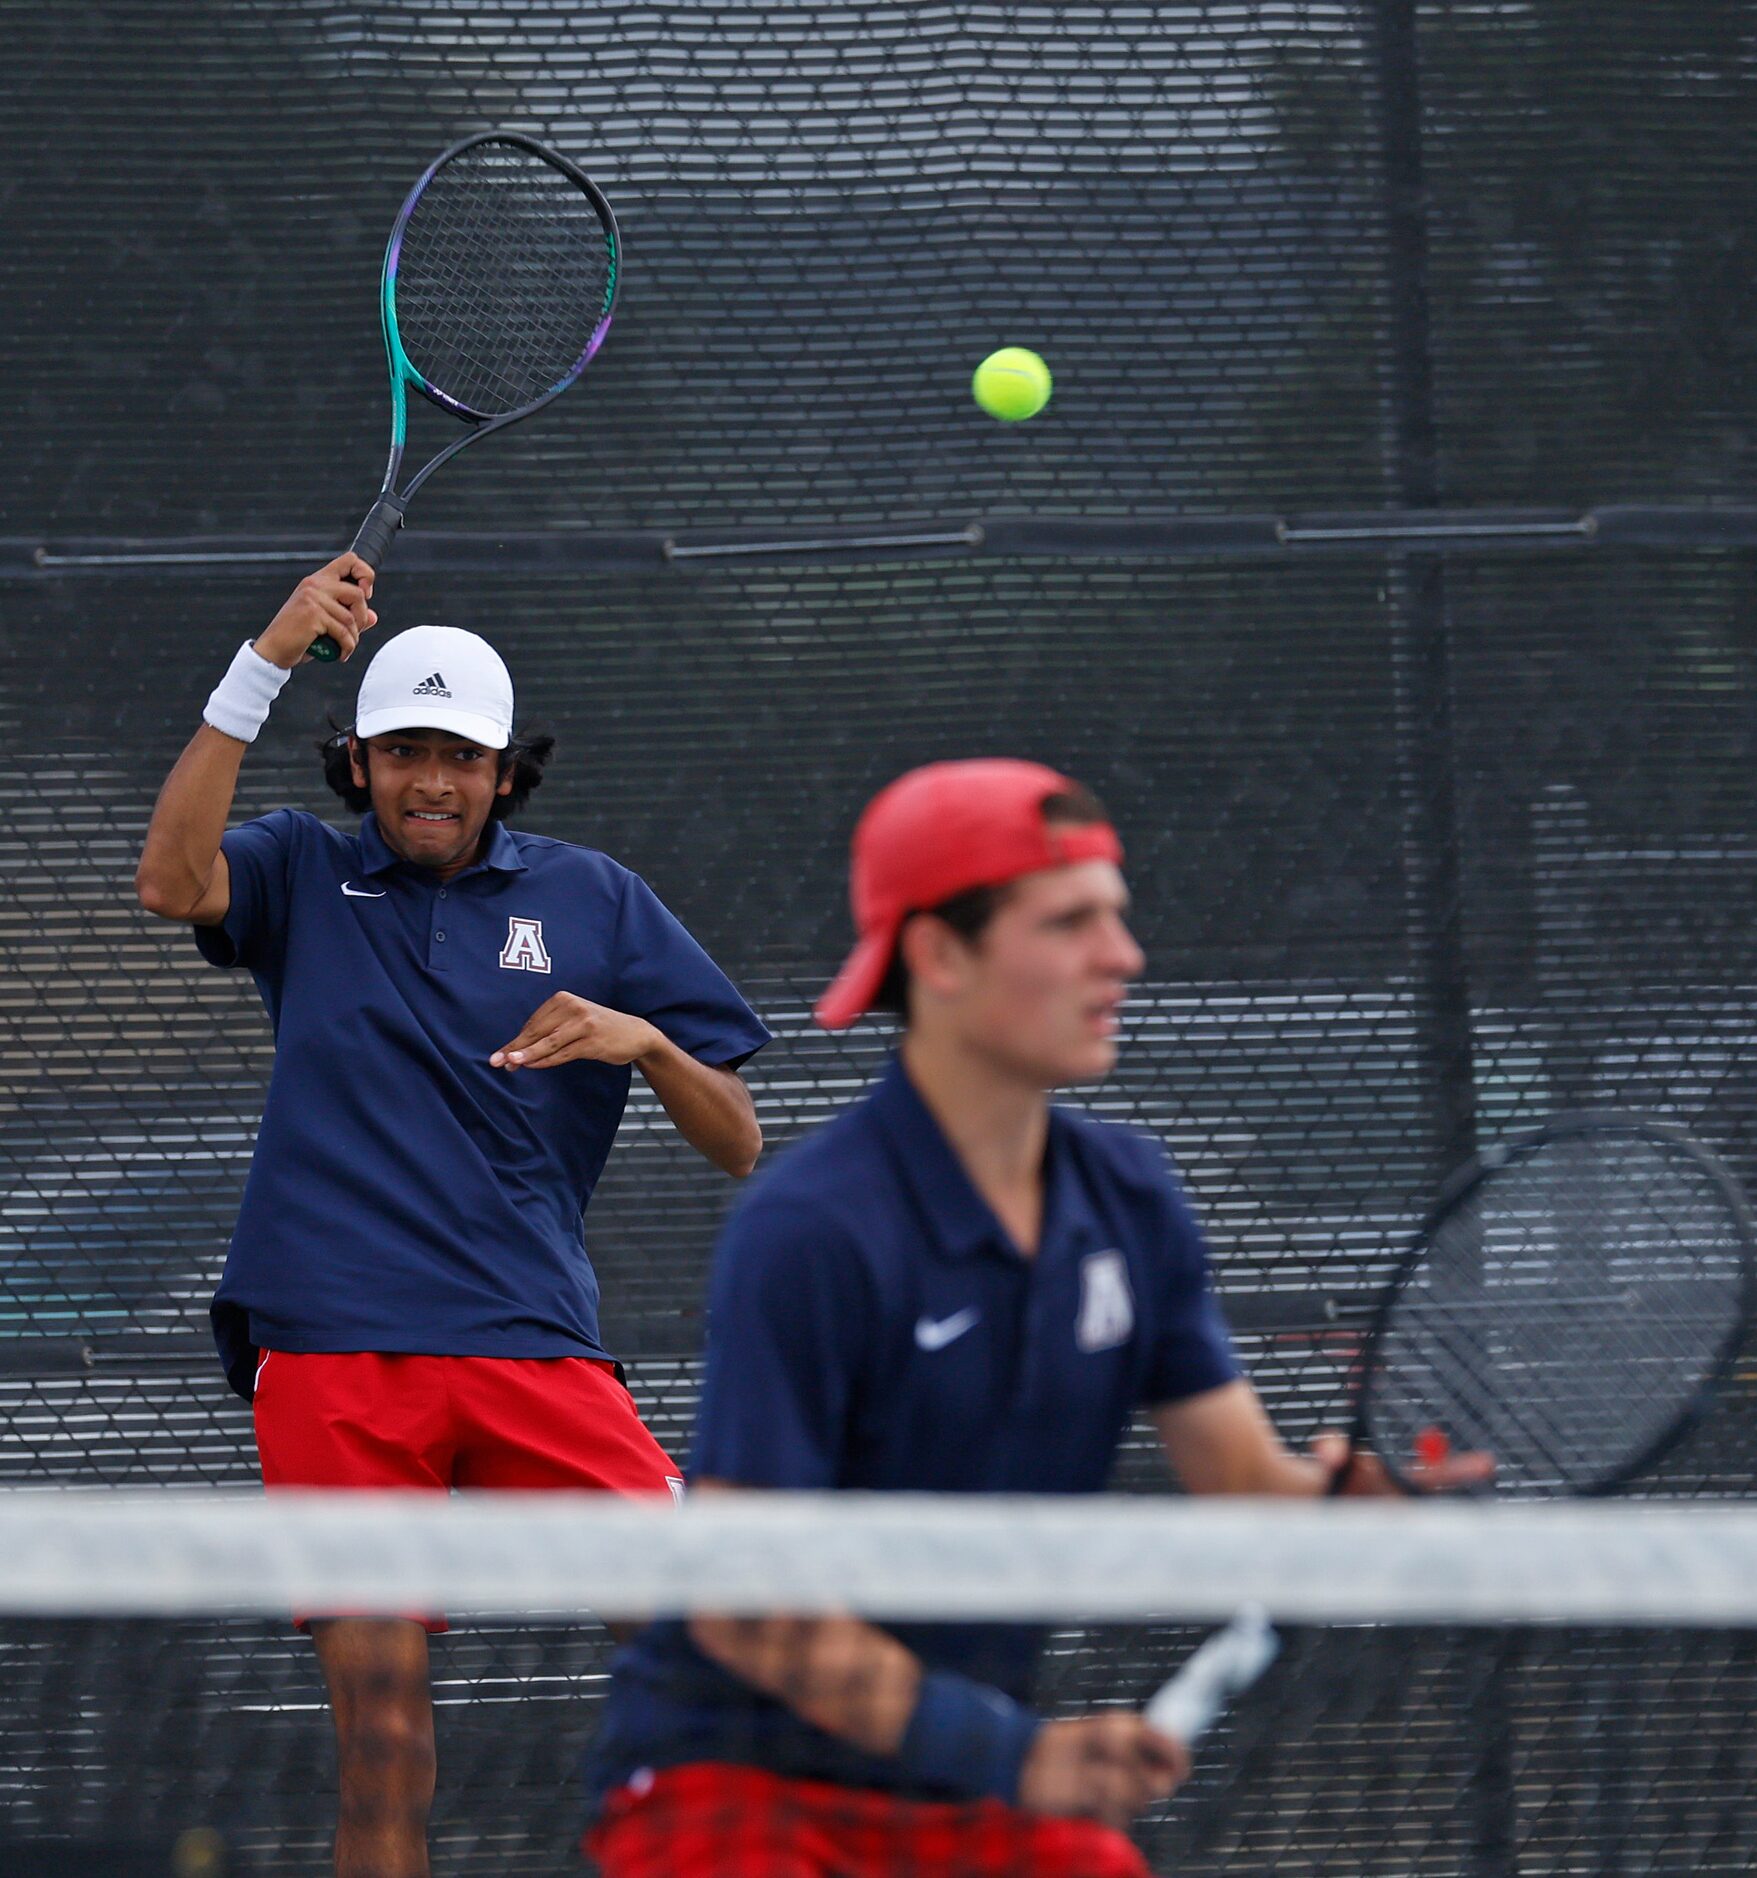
195,808,770,1399
585,1054,1240,1806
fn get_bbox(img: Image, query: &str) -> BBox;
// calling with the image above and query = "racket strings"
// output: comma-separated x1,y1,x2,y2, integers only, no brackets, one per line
410,186,608,403
1387,1305,1627,1490
395,143,616,417
1379,1302,1590,1485
1368,1132,1749,1493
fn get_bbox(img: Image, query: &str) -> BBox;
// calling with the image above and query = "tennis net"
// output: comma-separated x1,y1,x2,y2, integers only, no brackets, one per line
2,1492,1756,1874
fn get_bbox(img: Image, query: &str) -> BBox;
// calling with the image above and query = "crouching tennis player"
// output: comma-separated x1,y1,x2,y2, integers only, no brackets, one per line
135,558,771,1878
583,759,1483,1878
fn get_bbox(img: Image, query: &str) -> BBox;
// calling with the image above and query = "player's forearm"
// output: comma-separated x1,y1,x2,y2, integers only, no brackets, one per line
1179,1438,1326,1497
134,726,246,920
689,1609,1044,1800
686,1612,922,1755
1154,1378,1330,1496
634,1039,762,1177
1239,1447,1333,1496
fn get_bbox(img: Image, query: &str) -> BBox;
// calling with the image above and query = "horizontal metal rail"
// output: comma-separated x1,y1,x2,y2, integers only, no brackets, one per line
9,505,1757,577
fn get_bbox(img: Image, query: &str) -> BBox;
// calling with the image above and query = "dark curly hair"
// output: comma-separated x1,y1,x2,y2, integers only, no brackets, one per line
318,722,556,821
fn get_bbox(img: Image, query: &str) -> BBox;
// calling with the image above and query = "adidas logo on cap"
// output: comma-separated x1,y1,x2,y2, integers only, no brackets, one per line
355,626,513,749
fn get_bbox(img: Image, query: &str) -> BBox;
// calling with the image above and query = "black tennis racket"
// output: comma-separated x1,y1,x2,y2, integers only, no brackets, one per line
310,128,620,661
1341,1113,1755,1497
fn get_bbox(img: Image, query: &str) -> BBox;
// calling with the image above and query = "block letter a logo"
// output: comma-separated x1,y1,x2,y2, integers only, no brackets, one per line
500,917,552,973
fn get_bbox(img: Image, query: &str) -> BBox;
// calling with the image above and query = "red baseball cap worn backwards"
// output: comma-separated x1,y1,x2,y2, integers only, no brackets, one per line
814,758,1125,1030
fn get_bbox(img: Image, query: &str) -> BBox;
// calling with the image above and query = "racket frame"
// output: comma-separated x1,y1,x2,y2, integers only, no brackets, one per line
1347,1110,1757,1497
313,128,620,660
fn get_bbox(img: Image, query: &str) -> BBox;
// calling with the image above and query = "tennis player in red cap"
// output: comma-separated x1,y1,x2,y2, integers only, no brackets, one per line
586,759,1485,1877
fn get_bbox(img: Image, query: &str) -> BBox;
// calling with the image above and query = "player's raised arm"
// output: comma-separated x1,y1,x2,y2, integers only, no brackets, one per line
134,557,375,924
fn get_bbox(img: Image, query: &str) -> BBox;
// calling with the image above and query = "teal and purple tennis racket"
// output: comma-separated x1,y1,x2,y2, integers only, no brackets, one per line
311,129,620,661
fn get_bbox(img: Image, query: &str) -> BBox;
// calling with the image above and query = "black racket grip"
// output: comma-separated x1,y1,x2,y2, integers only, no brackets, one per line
307,497,406,663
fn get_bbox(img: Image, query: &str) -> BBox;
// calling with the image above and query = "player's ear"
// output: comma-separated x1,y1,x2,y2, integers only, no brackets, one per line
347,736,369,792
898,913,975,1001
495,753,515,797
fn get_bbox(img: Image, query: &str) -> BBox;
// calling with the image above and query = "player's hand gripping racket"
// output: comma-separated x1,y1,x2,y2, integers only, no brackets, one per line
310,128,620,661
1145,1605,1280,1747
1336,1113,1755,1497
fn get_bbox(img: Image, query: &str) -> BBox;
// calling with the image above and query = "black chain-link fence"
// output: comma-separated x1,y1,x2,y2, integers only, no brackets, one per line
4,1,1757,1870
5,1615,1756,1876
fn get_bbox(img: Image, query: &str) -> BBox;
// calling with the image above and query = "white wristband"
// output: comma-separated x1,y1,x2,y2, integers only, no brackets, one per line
203,640,291,744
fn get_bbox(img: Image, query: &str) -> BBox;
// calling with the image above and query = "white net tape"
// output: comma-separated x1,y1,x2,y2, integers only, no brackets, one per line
3,1491,1757,1624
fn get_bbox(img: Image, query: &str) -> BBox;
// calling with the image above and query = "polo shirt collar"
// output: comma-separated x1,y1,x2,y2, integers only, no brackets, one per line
869,1054,1061,1262
356,812,400,876
473,820,529,875
356,813,529,879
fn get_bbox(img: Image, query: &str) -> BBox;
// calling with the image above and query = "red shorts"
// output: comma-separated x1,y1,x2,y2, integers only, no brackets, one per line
585,1764,1151,1878
254,1351,683,1630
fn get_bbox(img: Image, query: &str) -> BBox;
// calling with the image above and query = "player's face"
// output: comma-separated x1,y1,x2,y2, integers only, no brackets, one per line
948,859,1144,1086
351,730,513,880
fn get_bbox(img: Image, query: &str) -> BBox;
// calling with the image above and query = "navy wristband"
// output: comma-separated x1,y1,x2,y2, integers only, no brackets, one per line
894,1669,1043,1803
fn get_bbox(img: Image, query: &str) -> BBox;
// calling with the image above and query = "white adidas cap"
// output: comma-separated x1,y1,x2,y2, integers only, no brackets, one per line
354,625,514,751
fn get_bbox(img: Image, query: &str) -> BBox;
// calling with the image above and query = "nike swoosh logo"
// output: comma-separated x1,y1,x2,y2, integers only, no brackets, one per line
914,1307,981,1352
340,882,387,898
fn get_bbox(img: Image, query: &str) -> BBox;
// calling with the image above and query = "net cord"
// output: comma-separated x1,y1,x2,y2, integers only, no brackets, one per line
2,1492,1755,1625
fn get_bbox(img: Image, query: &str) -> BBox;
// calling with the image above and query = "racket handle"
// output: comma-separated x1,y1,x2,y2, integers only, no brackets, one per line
307,497,406,663
1144,1605,1279,1746
352,495,406,572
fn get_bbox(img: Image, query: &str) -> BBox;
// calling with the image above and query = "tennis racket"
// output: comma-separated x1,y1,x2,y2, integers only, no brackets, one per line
1339,1112,1756,1497
310,128,620,662
1145,1605,1280,1746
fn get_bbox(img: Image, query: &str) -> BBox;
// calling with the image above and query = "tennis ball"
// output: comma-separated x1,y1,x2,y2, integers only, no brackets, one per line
972,347,1052,422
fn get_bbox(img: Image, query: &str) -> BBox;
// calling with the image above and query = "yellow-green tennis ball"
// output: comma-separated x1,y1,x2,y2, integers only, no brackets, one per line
972,347,1052,422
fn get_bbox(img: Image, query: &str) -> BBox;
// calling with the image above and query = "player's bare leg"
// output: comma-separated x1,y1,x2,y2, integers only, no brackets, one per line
311,1617,437,1878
